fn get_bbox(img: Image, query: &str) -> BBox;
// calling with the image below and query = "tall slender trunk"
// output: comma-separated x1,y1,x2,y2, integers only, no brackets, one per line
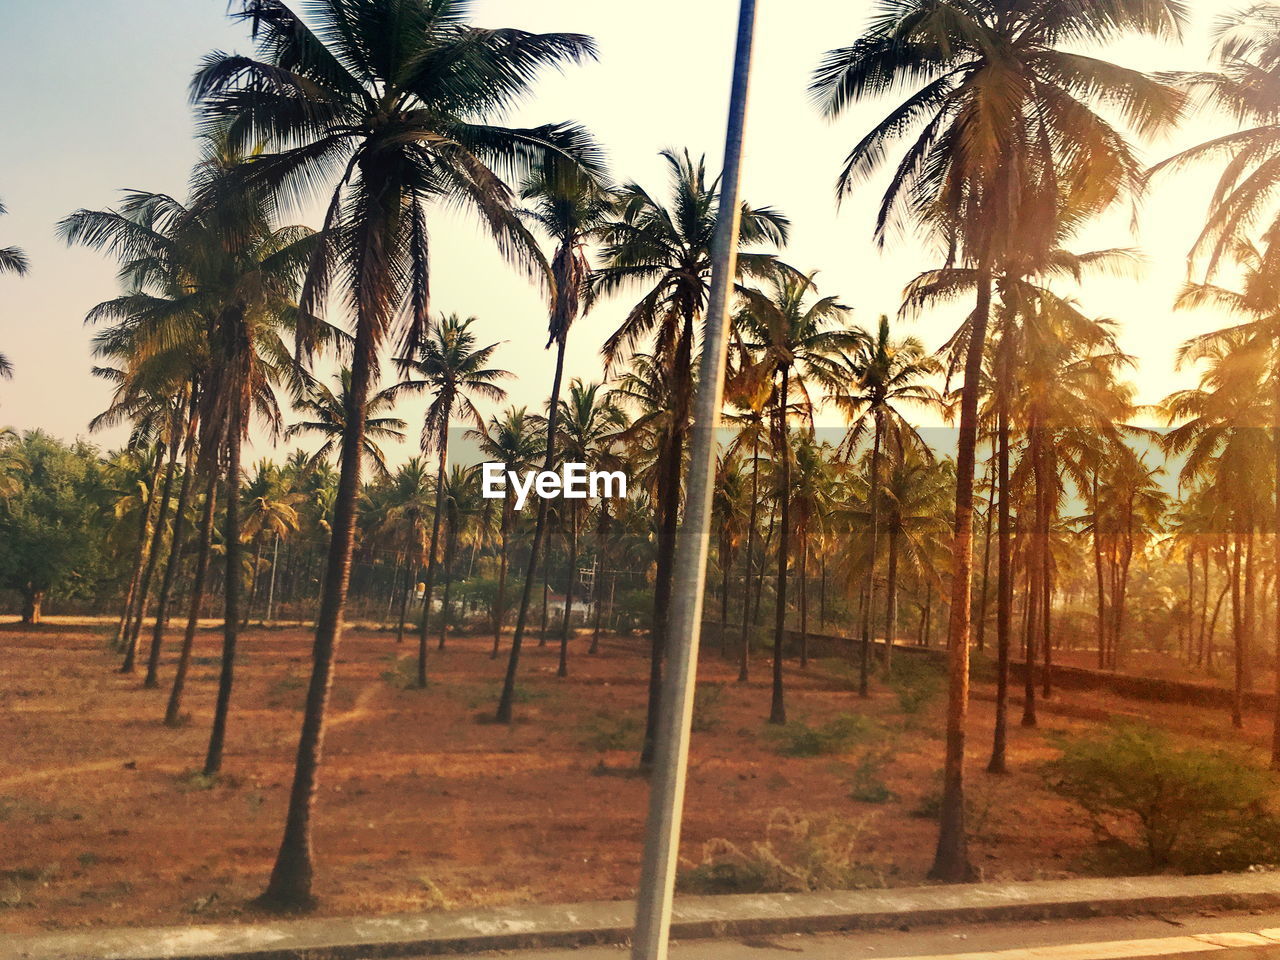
1243,528,1256,692
491,512,511,659
438,512,455,650
1272,372,1280,767
116,447,164,650
883,528,899,672
497,335,569,720
975,460,996,652
928,256,990,884
144,404,198,689
243,533,265,629
858,412,883,698
1020,419,1041,728
720,529,731,655
769,367,790,725
988,361,1012,774
558,500,579,678
798,544,809,669
260,318,374,910
1199,549,1211,667
395,523,417,643
819,551,828,627
418,438,449,683
738,431,760,683
1093,471,1107,670
123,418,182,673
538,547,551,646
1231,532,1245,729
204,389,243,776
166,472,219,726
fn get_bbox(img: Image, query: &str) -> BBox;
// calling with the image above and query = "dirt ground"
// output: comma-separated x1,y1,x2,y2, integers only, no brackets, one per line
0,620,1272,934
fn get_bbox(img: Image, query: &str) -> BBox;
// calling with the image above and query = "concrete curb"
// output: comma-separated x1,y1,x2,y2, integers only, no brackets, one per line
5,873,1280,960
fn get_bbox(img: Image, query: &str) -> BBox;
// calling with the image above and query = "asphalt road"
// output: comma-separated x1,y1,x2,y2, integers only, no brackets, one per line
466,910,1280,959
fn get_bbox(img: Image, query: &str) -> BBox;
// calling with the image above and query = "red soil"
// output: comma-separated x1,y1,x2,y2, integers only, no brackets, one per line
0,622,1269,934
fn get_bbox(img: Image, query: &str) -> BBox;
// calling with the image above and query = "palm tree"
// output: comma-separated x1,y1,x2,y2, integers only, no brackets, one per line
286,369,407,477
812,0,1185,881
195,0,600,906
395,314,508,681
832,316,940,693
496,160,613,721
737,268,857,723
590,149,788,760
548,380,625,678
0,198,29,379
469,407,543,658
241,460,302,626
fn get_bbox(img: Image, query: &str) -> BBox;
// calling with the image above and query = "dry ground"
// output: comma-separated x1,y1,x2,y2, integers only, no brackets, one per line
0,620,1271,934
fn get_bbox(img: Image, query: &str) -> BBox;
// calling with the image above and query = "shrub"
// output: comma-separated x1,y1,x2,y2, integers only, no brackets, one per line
884,657,943,714
848,748,896,804
580,712,642,752
1047,723,1280,872
677,810,881,894
769,714,877,757
692,683,726,733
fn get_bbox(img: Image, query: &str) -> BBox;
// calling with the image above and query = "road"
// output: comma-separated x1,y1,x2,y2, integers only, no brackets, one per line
463,910,1280,959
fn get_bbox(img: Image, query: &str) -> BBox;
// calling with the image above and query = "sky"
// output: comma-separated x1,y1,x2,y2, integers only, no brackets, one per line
0,0,1249,468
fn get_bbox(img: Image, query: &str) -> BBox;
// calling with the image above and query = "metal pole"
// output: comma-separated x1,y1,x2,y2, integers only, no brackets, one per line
630,2,758,958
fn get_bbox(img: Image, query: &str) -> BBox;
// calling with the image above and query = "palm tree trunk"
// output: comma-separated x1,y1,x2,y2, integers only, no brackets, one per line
858,412,883,698
115,455,158,650
123,417,183,673
538,547,551,646
883,529,899,672
558,501,579,678
1021,419,1041,728
438,513,456,650
497,334,569,722
739,432,761,683
204,390,244,776
260,321,374,910
166,471,218,726
1231,532,1245,729
799,543,809,669
418,439,449,682
975,460,996,652
491,513,510,659
720,530,731,656
1272,373,1280,767
769,368,790,726
243,533,265,629
989,366,1012,774
144,410,198,689
1092,471,1107,670
928,256,990,884
1243,528,1256,692
395,523,417,644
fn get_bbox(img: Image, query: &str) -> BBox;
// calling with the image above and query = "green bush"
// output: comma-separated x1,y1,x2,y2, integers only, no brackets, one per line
769,714,877,757
884,657,943,714
580,712,642,752
848,748,896,804
677,810,881,894
1047,723,1280,872
692,683,727,733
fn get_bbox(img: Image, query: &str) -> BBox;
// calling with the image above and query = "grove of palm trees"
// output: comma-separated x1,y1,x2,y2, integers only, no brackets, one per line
8,0,1280,937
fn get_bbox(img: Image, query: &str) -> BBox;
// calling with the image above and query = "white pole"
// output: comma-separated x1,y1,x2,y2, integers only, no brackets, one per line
630,2,758,958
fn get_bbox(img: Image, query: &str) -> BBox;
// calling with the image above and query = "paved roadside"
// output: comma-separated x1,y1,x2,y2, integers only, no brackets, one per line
5,874,1280,960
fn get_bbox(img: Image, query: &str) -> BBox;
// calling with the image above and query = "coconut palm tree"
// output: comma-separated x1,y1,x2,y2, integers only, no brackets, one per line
469,406,543,659
395,314,508,680
737,268,858,724
590,149,788,759
812,0,1185,880
0,198,29,379
195,0,600,903
547,380,625,678
831,315,940,692
496,160,613,720
286,369,407,477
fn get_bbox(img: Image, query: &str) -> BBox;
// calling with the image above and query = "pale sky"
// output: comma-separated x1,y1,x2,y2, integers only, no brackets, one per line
0,0,1247,466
